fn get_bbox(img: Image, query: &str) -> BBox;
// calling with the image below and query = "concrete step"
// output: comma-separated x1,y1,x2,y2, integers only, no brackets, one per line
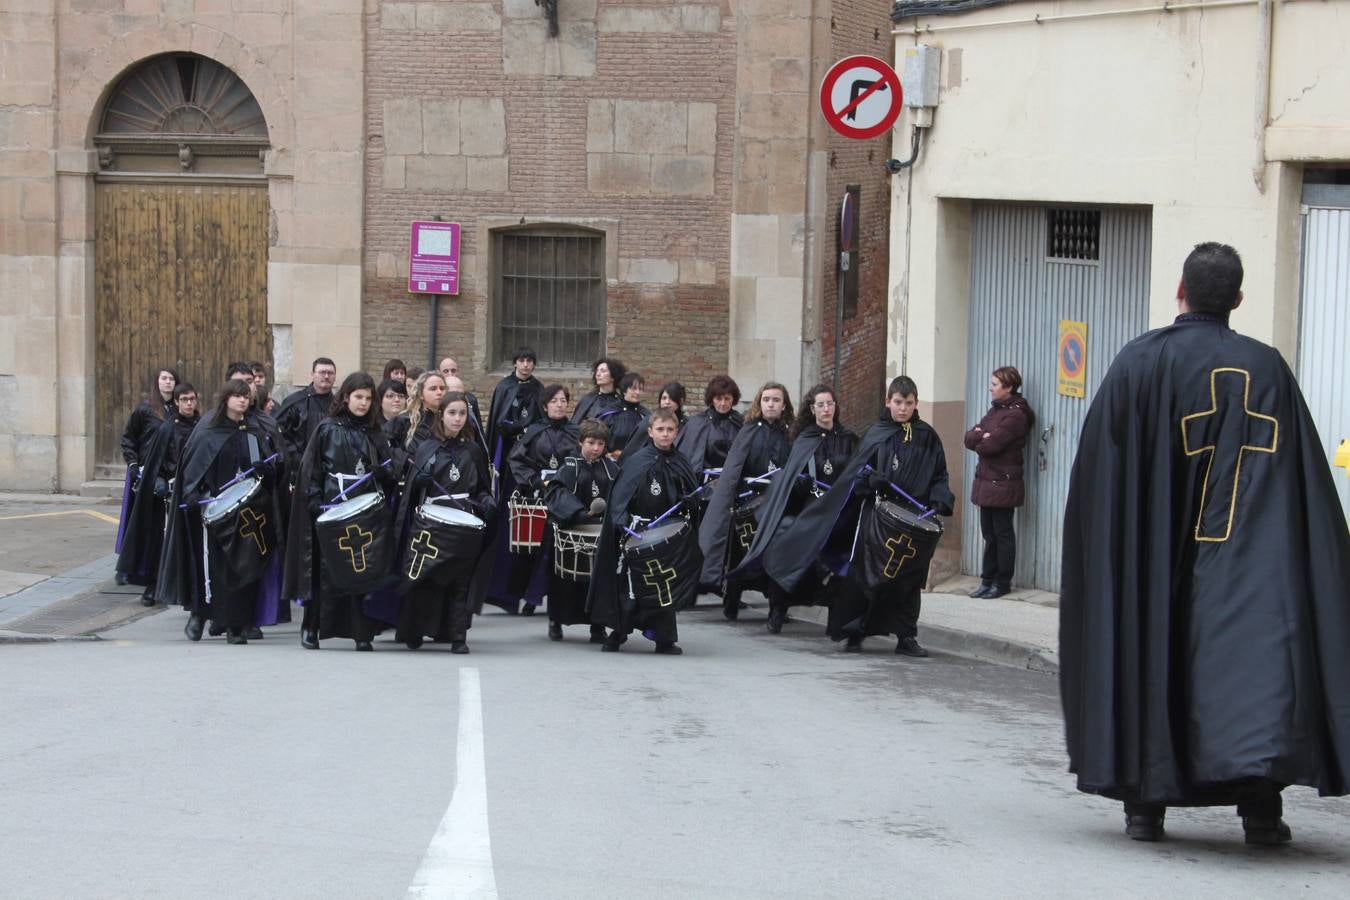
93,464,126,482
80,480,125,500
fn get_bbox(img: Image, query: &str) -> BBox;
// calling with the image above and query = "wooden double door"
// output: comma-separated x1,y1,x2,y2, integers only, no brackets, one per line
95,181,269,466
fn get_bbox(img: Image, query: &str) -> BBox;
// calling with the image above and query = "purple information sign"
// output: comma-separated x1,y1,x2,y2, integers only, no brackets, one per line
408,220,461,296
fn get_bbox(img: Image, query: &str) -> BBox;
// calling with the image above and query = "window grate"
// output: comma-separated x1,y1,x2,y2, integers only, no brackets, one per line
495,229,605,368
1046,208,1101,262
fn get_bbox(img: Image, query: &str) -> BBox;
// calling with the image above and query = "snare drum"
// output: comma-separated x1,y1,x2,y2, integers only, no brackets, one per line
403,502,486,584
315,491,390,593
507,490,548,553
553,523,602,581
854,499,943,596
728,491,768,569
202,477,273,584
623,518,699,617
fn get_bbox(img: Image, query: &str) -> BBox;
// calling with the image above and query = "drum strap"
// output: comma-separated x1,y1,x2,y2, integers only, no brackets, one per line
246,432,262,465
333,471,364,497
202,522,212,605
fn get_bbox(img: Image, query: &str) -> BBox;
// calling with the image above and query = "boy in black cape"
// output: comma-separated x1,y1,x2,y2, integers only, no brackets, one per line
483,347,543,613
1060,242,1350,845
116,383,199,605
154,379,291,642
756,376,953,656
586,409,701,654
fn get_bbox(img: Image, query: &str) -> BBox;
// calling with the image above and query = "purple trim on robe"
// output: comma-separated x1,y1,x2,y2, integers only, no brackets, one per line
363,583,403,627
114,468,136,555
252,552,287,626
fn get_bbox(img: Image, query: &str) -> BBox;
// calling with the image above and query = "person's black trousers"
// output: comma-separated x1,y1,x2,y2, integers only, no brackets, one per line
979,506,1016,588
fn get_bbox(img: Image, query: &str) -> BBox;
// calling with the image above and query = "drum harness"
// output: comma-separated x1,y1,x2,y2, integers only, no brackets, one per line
847,463,938,564
201,433,272,607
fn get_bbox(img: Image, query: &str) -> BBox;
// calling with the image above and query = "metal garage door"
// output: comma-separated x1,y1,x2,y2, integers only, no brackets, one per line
962,203,1151,591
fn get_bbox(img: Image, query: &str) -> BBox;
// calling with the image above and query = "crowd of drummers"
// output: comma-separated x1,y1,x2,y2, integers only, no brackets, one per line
113,348,962,656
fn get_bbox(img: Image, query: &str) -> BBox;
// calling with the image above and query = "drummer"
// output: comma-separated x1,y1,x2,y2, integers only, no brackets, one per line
697,382,793,621
283,372,398,651
587,408,700,654
384,370,447,476
154,378,290,645
503,385,581,615
541,417,618,643
728,384,859,633
395,392,496,653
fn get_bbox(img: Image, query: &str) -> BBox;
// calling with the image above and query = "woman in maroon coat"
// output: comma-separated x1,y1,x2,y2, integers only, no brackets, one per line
964,366,1034,598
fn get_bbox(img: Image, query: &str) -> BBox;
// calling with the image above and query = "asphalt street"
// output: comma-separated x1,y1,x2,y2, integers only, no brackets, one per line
1,606,1347,899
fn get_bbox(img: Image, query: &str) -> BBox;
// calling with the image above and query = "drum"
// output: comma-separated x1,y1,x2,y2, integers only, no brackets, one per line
855,499,943,597
508,490,548,553
315,491,390,593
202,477,273,585
728,491,769,570
403,502,486,585
623,518,700,618
553,523,602,581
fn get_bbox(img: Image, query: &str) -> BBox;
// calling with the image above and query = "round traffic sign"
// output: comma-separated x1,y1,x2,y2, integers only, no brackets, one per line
1059,331,1086,378
819,55,903,140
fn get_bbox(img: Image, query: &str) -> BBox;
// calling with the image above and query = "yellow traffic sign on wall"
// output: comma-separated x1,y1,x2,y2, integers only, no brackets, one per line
1057,320,1088,398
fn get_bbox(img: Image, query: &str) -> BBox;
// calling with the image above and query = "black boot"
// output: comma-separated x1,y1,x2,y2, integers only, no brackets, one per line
140,588,156,607
450,641,470,654
765,606,785,634
1124,804,1166,842
354,640,373,652
842,635,863,652
404,635,423,650
184,615,205,642
970,581,993,598
226,628,248,645
601,633,624,652
207,620,225,637
246,626,264,640
301,628,319,650
589,625,608,644
895,636,930,658
654,642,683,655
548,622,563,641
115,571,129,586
521,603,537,617
984,583,1011,599
1242,817,1293,845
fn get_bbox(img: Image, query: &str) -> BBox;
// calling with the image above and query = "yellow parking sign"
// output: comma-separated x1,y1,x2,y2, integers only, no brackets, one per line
1058,320,1088,398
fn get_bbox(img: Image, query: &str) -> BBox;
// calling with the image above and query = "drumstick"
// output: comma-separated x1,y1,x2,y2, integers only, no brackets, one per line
860,464,934,518
186,452,279,507
331,458,392,503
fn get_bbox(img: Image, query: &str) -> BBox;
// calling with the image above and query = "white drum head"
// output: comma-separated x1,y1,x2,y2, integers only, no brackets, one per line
316,491,383,524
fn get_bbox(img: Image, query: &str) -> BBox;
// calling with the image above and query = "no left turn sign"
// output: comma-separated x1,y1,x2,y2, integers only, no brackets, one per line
819,55,903,140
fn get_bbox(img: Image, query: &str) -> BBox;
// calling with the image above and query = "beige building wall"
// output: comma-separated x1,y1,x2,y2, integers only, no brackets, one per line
0,0,364,491
888,0,1348,409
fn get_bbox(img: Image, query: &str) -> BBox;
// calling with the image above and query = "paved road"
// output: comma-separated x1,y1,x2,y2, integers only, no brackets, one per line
2,607,1347,899
0,497,120,599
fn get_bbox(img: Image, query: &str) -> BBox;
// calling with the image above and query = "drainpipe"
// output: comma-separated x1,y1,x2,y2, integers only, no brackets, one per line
1252,0,1273,192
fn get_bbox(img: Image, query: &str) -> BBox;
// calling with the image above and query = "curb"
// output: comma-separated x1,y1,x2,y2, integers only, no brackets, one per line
0,631,103,644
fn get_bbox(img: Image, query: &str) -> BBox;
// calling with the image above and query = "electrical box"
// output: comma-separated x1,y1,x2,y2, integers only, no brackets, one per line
902,45,941,108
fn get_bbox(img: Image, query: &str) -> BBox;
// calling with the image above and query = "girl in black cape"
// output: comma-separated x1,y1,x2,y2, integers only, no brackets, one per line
394,393,496,653
541,416,618,642
384,371,447,478
283,372,399,651
500,385,581,615
697,382,793,620
570,357,627,423
730,384,858,633
596,372,650,461
155,378,290,644
117,382,200,605
114,367,179,580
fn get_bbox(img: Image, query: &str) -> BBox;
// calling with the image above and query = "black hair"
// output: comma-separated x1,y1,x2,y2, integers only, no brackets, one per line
173,382,197,401
703,374,741,407
618,372,644,394
329,371,377,418
887,375,918,400
313,357,336,371
433,391,482,444
512,346,537,365
578,417,610,444
539,383,570,416
592,357,628,388
659,381,686,410
377,377,407,399
1182,242,1244,315
249,361,266,375
148,368,181,420
792,383,838,440
382,358,407,381
211,378,253,423
225,361,252,380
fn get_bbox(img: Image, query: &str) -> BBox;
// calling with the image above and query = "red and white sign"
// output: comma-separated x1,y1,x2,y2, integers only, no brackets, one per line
819,55,903,140
408,220,461,296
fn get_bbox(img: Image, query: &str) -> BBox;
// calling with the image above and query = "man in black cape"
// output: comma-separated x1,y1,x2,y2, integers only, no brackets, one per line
586,409,701,654
155,391,291,638
1060,242,1350,845
116,384,200,605
275,357,337,475
484,347,543,612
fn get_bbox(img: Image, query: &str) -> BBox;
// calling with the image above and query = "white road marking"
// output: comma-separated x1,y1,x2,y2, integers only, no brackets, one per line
408,667,498,899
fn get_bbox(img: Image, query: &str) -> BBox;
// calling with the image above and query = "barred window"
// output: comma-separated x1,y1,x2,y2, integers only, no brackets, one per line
1046,208,1101,262
494,227,605,368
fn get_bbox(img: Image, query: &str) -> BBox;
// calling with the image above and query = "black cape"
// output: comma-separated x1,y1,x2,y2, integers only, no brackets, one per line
571,388,622,424
1060,315,1350,804
697,417,791,590
675,407,742,473
730,422,859,586
586,443,701,629
153,411,290,624
276,386,333,472
116,412,197,585
486,374,543,464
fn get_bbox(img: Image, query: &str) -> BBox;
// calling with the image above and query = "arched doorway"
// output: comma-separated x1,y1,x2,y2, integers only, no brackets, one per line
93,53,271,468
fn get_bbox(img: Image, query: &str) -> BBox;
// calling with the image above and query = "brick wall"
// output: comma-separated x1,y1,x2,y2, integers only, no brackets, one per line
361,1,737,417
821,1,892,433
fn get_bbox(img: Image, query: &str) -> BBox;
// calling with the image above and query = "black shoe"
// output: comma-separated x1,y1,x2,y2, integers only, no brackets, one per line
601,635,623,652
970,582,993,598
247,626,264,640
765,608,785,634
842,636,863,652
354,640,373,652
895,636,930,658
723,603,739,621
547,622,563,641
226,628,248,645
301,628,319,650
589,626,608,644
405,635,423,650
985,584,1011,599
450,641,470,654
655,642,683,655
140,589,156,607
1125,813,1166,842
184,615,204,642
1243,816,1292,846
840,617,865,638
521,603,537,617
207,620,225,637
737,600,749,610
115,572,128,586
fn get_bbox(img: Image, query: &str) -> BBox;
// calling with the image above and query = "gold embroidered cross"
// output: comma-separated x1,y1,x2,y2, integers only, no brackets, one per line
642,559,678,607
238,507,269,556
407,530,440,580
337,523,374,573
883,533,916,578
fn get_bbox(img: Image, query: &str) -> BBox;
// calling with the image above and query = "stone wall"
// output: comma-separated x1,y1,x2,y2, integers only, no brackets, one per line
361,0,737,406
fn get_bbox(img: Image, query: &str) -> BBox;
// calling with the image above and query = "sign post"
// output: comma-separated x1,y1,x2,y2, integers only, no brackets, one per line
409,220,461,369
819,55,903,141
1057,320,1089,398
